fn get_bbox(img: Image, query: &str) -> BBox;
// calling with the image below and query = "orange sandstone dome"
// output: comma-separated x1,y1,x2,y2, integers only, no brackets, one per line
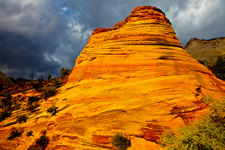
1,6,225,150
61,6,225,148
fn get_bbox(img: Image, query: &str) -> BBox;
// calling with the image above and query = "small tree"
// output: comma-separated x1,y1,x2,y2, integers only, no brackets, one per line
112,133,131,150
47,74,52,81
40,74,44,82
1,93,12,111
214,56,225,80
61,68,71,76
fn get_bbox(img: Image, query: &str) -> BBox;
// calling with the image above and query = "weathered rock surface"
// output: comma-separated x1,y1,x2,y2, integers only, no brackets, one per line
1,6,225,150
185,37,225,67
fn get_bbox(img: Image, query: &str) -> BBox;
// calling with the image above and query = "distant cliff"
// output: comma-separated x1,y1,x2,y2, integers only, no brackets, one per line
185,37,225,67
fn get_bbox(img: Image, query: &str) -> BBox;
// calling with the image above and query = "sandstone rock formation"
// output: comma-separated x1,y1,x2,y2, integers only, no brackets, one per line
185,37,225,67
0,70,14,89
1,6,225,150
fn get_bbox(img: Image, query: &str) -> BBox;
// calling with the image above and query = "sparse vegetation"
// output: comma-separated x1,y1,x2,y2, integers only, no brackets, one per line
41,86,56,100
32,82,42,92
27,96,40,112
12,101,21,110
0,84,3,92
16,114,27,123
26,130,33,137
214,56,225,80
159,96,225,150
1,93,12,111
47,74,52,81
0,111,11,122
27,103,40,112
47,105,58,116
53,79,62,88
112,133,131,150
28,130,49,150
61,68,71,76
36,134,49,148
7,127,24,140
28,96,40,104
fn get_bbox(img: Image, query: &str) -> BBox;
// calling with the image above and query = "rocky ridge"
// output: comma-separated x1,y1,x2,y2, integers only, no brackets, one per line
185,37,225,67
0,6,225,150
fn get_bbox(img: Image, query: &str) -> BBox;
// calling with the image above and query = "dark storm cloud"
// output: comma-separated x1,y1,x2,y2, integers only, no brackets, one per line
0,0,225,79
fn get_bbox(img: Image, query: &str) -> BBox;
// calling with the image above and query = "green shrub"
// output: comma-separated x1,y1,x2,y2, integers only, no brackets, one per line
159,96,225,150
112,133,131,150
16,114,27,123
7,127,24,140
26,130,33,137
42,86,56,100
0,111,11,122
47,105,58,116
213,56,225,80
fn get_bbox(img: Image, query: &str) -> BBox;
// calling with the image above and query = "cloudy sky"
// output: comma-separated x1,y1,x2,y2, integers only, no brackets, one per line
0,0,224,79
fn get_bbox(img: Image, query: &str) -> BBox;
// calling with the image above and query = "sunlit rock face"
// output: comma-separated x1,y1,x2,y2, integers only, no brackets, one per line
1,6,225,150
59,6,225,149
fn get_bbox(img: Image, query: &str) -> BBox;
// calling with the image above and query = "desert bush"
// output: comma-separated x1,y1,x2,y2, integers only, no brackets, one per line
36,135,49,147
13,101,21,110
32,83,42,92
47,105,58,116
27,103,40,112
1,93,12,110
42,86,56,100
112,133,131,150
53,79,62,88
0,111,11,122
26,130,33,137
7,127,24,140
28,131,49,150
28,96,40,104
16,114,27,123
159,96,225,150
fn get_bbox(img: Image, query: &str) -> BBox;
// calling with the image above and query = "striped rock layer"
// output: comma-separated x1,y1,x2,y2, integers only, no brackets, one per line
1,6,225,150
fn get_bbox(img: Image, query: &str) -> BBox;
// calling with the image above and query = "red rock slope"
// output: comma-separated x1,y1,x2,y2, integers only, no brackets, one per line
1,6,225,150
